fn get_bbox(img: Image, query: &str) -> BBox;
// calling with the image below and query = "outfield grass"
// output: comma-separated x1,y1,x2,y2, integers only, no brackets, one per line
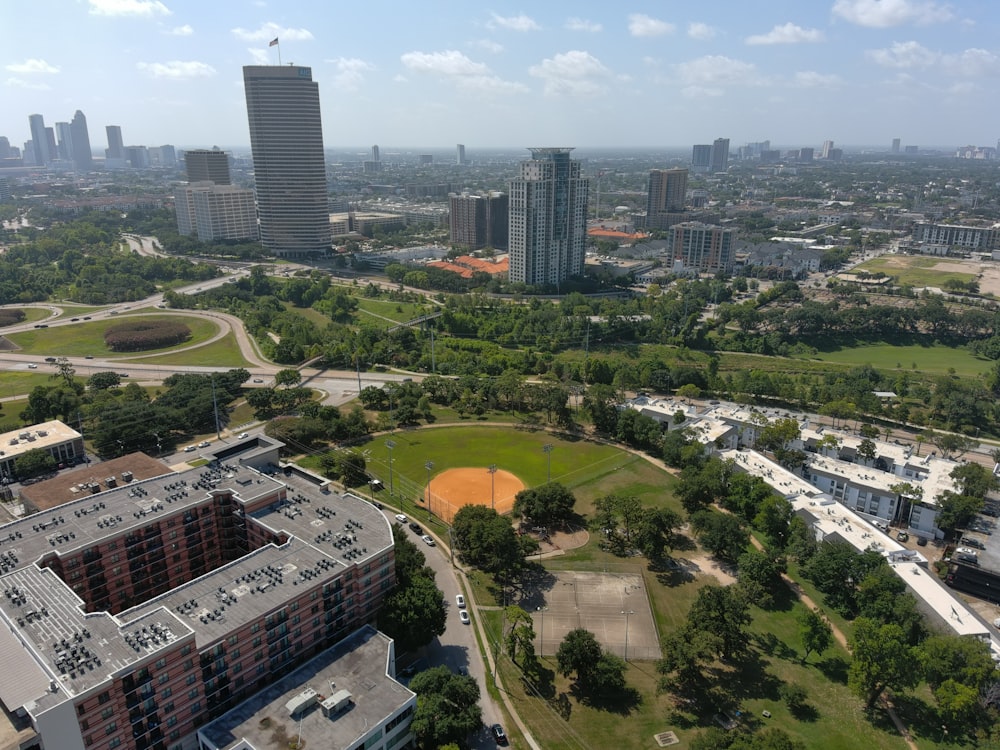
6,315,222,358
118,333,253,368
800,341,992,377
853,256,976,288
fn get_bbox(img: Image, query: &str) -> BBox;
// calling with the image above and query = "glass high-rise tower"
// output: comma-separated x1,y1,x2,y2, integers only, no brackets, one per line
243,65,331,257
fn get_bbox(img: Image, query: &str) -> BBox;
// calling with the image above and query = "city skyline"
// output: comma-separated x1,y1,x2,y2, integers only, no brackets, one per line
2,1,999,150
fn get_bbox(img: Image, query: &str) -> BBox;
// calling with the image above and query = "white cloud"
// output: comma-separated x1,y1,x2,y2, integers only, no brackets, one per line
136,60,216,79
166,24,193,36
400,50,526,94
746,23,824,45
687,22,717,40
5,58,60,74
681,85,723,98
792,71,843,87
566,17,602,32
88,0,171,17
327,57,376,91
231,22,313,42
628,13,675,37
673,55,760,88
5,77,50,90
472,39,504,54
832,0,953,28
247,48,269,65
487,12,540,31
529,50,611,96
867,41,1000,77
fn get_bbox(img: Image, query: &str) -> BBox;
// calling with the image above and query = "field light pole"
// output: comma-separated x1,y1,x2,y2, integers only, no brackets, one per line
488,464,497,510
386,440,395,497
622,609,634,661
424,460,434,521
542,444,553,483
537,606,548,657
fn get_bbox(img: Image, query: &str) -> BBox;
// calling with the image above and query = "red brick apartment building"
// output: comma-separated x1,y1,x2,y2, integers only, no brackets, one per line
0,441,396,750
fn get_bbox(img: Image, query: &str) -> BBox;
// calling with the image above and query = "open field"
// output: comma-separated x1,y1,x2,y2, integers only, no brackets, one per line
852,254,980,289
5,315,221,358
353,296,432,326
118,333,252,368
800,341,993,377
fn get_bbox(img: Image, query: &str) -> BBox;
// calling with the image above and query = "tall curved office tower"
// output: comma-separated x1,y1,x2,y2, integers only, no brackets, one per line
243,65,331,257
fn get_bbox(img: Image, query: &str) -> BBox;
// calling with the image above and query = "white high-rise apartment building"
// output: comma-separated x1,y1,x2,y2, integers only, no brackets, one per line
508,148,589,286
243,65,331,257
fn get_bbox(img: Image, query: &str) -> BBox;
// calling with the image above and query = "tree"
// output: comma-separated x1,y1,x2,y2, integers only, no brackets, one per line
797,608,832,664
634,507,683,560
513,482,576,526
452,505,534,577
848,617,919,708
935,491,984,536
504,605,537,667
690,510,749,564
934,679,981,726
753,496,793,549
779,682,808,712
657,624,720,694
409,667,482,749
556,628,603,685
687,585,751,660
53,357,79,391
918,634,994,690
14,448,56,480
378,574,447,653
950,462,996,500
736,549,784,609
856,438,877,465
87,371,121,391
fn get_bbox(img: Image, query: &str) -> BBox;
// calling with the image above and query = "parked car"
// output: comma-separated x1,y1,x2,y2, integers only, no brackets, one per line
237,432,249,439
459,610,470,625
491,724,509,746
421,535,435,547
394,514,408,523
455,594,465,609
409,522,422,534
183,445,196,452
961,537,987,550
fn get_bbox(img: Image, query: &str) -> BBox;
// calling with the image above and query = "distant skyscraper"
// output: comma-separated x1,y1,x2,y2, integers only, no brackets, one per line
647,168,688,215
70,111,93,171
371,144,380,163
710,137,729,173
105,125,125,161
54,122,73,161
798,147,814,162
419,154,433,165
449,192,509,251
508,148,588,286
124,146,149,169
0,137,10,160
456,143,466,165
891,138,901,154
44,127,57,164
692,144,711,172
243,65,331,257
28,114,49,165
821,140,834,159
184,149,231,184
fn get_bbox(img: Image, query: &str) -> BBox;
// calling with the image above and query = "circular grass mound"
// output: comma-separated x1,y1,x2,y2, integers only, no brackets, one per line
104,319,192,352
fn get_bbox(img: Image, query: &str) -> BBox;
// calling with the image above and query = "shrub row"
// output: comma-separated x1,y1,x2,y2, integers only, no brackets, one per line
104,320,191,352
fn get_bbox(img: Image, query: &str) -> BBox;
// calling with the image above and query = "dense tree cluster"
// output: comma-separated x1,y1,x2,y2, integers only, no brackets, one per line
451,505,538,578
103,319,191,351
377,526,446,654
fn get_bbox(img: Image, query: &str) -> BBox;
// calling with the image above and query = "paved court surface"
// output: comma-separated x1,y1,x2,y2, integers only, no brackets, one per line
523,570,660,660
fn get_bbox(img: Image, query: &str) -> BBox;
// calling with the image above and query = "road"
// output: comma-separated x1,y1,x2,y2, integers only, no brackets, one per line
378,509,506,748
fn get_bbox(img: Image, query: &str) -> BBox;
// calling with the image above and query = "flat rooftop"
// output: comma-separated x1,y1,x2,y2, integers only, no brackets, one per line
199,625,414,750
0,420,80,463
19,452,172,511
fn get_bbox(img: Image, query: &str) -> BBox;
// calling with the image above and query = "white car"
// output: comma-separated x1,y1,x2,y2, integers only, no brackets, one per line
455,594,465,609
197,441,210,448
183,445,196,453
237,432,249,440
394,514,408,524
459,610,470,625
27,364,37,369
421,535,435,547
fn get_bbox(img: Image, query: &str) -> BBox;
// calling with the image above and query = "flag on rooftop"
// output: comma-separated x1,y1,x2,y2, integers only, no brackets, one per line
269,37,279,47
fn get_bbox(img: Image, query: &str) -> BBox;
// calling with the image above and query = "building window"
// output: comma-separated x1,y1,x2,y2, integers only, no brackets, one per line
105,722,117,735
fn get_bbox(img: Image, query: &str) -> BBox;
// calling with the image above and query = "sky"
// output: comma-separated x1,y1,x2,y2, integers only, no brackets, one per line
2,0,1000,153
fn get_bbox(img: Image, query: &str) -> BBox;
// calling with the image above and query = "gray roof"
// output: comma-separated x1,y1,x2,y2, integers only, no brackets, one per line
199,625,414,750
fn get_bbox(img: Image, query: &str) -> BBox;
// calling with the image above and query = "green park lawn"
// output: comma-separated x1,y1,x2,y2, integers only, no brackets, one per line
803,341,992,377
5,315,222,358
853,256,976,289
353,296,432,326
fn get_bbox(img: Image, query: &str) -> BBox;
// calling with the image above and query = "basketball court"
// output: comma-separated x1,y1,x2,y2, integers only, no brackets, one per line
523,570,660,660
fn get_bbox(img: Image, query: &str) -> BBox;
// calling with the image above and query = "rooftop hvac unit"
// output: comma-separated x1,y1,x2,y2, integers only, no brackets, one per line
321,689,353,717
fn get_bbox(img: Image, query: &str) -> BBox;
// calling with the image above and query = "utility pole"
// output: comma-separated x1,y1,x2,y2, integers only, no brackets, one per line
488,464,497,510
424,460,434,520
211,376,221,439
386,440,395,497
542,444,553,484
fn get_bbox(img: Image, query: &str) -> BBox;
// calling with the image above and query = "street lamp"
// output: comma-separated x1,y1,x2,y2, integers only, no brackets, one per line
424,460,434,520
385,440,396,497
542,444,553,483
537,605,548,657
488,464,497,510
622,609,634,661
